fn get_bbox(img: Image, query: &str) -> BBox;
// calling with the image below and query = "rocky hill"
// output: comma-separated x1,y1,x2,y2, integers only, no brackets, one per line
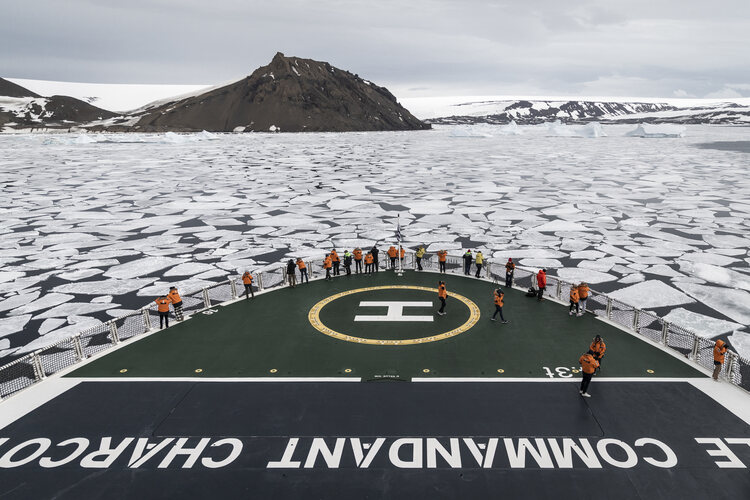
106,53,430,132
0,78,116,130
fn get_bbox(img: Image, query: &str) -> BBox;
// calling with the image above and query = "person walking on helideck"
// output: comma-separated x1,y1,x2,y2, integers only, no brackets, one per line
491,288,509,324
242,270,255,299
286,259,297,287
579,352,599,397
588,335,606,371
155,295,171,329
437,281,448,316
713,339,728,381
415,245,426,271
505,258,515,288
168,286,183,321
296,258,309,284
474,250,484,278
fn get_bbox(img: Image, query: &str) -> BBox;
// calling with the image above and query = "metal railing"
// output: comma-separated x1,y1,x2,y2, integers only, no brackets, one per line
1,250,748,401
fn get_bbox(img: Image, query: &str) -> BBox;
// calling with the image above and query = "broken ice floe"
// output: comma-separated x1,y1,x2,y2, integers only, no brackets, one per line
662,308,742,337
607,280,696,309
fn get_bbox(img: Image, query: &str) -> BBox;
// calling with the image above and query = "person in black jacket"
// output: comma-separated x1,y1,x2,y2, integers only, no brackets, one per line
463,250,473,275
343,250,353,276
286,259,297,287
371,245,380,273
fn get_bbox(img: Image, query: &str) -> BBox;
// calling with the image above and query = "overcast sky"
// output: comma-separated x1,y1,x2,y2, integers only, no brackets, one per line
4,0,749,98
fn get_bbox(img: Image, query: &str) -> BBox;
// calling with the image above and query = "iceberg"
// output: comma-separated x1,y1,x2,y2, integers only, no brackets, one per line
625,124,686,138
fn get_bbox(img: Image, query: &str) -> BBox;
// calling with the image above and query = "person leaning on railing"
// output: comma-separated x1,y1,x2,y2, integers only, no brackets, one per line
241,270,255,299
168,287,183,321
505,258,515,287
353,247,363,274
154,295,171,329
296,258,309,284
713,339,728,381
286,259,297,288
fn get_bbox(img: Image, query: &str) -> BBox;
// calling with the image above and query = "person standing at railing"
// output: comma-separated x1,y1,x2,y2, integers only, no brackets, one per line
438,249,447,273
353,247,363,274
578,352,599,397
474,251,484,278
242,270,255,299
343,250,353,275
569,285,580,316
463,249,473,275
588,335,606,371
286,259,297,288
713,339,728,381
387,245,398,269
364,251,374,275
324,254,333,281
155,295,171,329
296,258,309,284
505,258,515,288
577,282,589,316
536,269,547,301
437,281,448,316
416,245,426,271
168,287,183,321
371,245,380,273
490,288,509,323
330,249,341,276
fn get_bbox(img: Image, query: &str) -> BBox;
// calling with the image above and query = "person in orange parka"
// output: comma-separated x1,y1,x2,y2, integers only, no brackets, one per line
154,295,171,329
577,282,590,316
387,245,398,269
296,258,309,284
399,246,406,266
242,270,254,299
588,335,606,370
437,250,447,273
536,269,547,301
168,286,183,321
579,352,599,397
323,253,333,281
364,252,374,275
491,288,508,324
569,285,580,316
713,339,728,381
330,249,341,276
437,281,448,316
353,247,363,274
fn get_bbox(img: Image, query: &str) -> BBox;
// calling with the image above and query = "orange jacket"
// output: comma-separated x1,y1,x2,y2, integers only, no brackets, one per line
330,250,340,262
589,340,606,357
537,271,546,288
242,272,253,285
296,259,306,270
353,248,363,260
324,257,332,269
387,246,397,258
438,284,447,299
494,291,504,307
506,261,515,273
578,284,589,299
438,250,447,262
400,247,405,258
155,297,171,313
168,289,182,304
579,354,599,374
569,288,579,303
714,340,727,363
364,253,374,264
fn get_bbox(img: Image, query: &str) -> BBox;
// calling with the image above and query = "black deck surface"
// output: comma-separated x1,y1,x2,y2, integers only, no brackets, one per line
1,381,749,499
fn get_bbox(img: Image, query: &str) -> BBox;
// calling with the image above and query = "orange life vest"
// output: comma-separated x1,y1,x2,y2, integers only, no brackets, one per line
168,289,182,304
297,259,306,270
438,250,447,262
330,251,340,262
324,257,332,269
578,284,589,299
353,248,363,260
387,246,397,258
438,284,447,299
579,354,599,374
400,248,405,258
155,297,171,313
589,340,606,357
364,254,374,264
570,288,579,303
714,340,727,363
494,292,504,307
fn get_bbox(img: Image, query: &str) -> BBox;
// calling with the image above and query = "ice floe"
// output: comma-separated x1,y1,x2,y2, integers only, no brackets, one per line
608,280,695,309
675,283,750,325
662,308,742,337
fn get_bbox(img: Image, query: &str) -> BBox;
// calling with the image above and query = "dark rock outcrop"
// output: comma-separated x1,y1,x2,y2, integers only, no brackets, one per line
0,77,40,98
127,53,430,132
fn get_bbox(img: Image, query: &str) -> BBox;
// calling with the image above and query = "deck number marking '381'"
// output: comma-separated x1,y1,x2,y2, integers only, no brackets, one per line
543,366,581,378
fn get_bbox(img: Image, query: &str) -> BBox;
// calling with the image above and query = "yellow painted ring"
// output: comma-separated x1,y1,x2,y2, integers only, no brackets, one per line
423,369,431,373
119,369,128,373
344,368,352,373
195,368,203,373
497,369,504,373
269,368,278,373
646,369,655,374
308,285,481,346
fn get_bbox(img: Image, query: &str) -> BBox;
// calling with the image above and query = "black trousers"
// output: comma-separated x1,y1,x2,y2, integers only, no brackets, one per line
172,301,183,321
325,268,331,279
244,284,254,298
505,273,513,288
475,264,482,277
537,287,545,300
390,257,396,269
438,297,446,313
492,304,505,321
570,301,579,313
580,372,593,393
299,269,309,283
344,264,351,275
159,311,169,329
464,262,471,275
439,261,446,273
416,257,423,270
373,259,379,272
355,260,362,273
333,262,340,275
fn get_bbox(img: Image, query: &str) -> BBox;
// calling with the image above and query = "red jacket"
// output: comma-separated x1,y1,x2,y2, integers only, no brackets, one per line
537,271,547,288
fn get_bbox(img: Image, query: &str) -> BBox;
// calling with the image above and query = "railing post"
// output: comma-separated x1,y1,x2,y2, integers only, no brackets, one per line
109,321,120,345
485,260,491,279
632,309,641,332
606,298,612,320
258,273,265,291
556,281,562,299
230,279,237,299
202,288,211,309
661,321,669,346
73,334,84,361
32,352,45,381
726,352,737,383
690,335,700,361
142,308,152,331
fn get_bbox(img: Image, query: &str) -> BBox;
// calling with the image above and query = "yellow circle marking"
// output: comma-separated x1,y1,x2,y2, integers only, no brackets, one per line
423,369,431,373
308,285,481,346
119,369,128,373
344,368,352,373
572,369,580,374
497,369,504,373
647,369,655,374
195,369,203,373
269,368,278,373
